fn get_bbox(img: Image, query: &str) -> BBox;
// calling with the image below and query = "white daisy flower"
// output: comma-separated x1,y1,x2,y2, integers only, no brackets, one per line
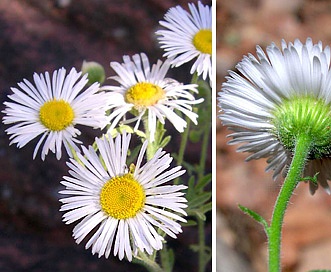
156,1,212,81
2,67,109,160
101,52,203,142
218,38,331,194
59,132,187,261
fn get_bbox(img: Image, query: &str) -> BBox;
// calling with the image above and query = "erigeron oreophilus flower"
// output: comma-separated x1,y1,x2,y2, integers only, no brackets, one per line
157,1,212,81
101,52,203,142
218,38,331,194
2,67,109,160
59,132,187,261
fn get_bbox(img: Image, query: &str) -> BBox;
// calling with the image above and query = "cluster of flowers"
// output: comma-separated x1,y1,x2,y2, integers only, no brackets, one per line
2,1,211,262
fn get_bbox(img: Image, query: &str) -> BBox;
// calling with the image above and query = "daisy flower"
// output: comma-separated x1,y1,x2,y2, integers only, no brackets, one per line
59,132,187,261
102,53,203,142
218,38,331,194
156,1,212,81
2,67,109,160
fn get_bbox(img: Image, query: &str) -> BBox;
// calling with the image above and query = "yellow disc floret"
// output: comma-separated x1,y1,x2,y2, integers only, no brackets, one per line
39,99,74,131
125,82,165,109
100,173,145,219
193,29,212,55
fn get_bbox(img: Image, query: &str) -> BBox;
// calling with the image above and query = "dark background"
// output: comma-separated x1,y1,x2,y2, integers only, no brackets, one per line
0,0,212,271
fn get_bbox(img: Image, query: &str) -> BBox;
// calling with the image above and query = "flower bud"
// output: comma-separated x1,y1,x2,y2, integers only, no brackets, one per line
81,60,105,85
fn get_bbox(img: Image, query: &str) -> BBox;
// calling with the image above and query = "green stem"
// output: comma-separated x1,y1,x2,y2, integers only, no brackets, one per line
68,143,85,166
198,217,206,272
143,117,158,160
196,95,211,272
268,134,311,271
133,253,164,272
160,244,174,272
175,72,199,184
176,116,191,167
197,98,211,181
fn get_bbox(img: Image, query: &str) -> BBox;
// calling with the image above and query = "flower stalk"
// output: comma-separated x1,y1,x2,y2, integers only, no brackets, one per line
268,134,311,271
175,72,199,183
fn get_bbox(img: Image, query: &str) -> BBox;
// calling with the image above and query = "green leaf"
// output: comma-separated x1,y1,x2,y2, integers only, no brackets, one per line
197,78,211,94
126,144,141,166
238,204,269,233
189,244,212,266
188,192,211,208
193,210,206,221
195,174,212,191
300,172,319,185
200,202,212,214
185,175,211,222
160,135,171,149
181,220,198,227
185,176,196,199
189,244,200,252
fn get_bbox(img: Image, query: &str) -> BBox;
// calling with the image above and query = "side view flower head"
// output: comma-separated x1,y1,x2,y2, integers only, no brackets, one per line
156,1,212,81
101,52,203,142
2,67,109,160
218,38,331,194
59,132,187,261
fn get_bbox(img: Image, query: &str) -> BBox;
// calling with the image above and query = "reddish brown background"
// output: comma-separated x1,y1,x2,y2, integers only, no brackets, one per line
217,0,331,271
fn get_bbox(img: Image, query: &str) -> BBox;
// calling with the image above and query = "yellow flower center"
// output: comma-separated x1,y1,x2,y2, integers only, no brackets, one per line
39,99,74,131
125,82,165,109
193,29,212,55
100,173,145,219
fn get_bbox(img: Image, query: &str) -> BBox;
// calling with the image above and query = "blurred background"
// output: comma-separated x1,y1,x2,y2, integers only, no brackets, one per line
0,0,211,271
216,0,331,271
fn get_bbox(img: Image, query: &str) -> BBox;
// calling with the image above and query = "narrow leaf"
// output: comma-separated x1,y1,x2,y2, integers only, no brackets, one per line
238,204,269,232
195,173,212,191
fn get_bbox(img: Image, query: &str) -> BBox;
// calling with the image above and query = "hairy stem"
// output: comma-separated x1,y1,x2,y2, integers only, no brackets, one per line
268,134,311,271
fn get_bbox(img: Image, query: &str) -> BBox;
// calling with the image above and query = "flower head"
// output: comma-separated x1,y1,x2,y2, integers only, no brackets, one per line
2,68,109,160
59,132,187,261
156,1,212,81
102,53,202,142
218,38,331,194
